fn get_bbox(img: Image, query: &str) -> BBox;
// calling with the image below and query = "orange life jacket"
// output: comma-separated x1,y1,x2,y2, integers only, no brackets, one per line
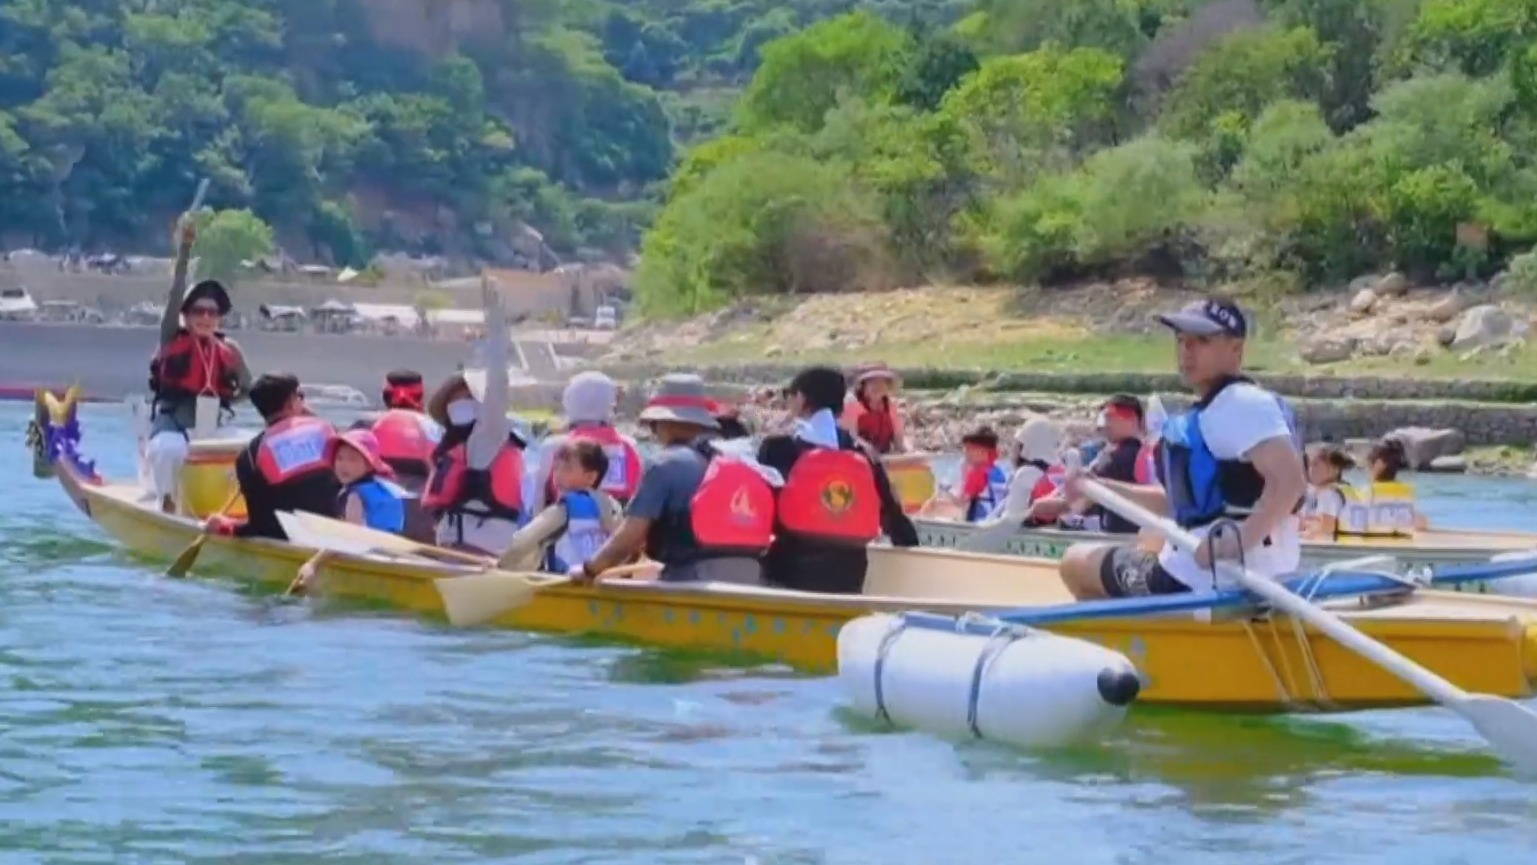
254,415,337,485
371,409,440,476
776,446,882,544
551,423,643,502
422,438,524,521
690,453,776,554
149,329,239,405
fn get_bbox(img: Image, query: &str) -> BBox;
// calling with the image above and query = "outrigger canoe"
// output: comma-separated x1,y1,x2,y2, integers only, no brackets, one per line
914,517,1537,573
34,403,1537,714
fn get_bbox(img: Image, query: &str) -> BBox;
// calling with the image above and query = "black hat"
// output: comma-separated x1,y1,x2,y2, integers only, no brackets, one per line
786,366,847,413
181,279,232,316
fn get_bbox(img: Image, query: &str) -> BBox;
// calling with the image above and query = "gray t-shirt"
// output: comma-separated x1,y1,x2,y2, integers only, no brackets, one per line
625,439,761,585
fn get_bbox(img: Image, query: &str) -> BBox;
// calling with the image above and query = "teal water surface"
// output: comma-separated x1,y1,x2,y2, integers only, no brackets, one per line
4,402,1537,864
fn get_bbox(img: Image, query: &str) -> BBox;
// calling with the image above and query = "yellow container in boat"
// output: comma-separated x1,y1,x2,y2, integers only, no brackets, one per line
179,438,249,519
884,454,937,514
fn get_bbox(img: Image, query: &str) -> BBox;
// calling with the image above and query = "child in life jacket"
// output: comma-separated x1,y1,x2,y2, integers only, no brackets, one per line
922,426,1009,522
1301,443,1355,540
329,429,409,533
981,417,1064,529
498,440,622,572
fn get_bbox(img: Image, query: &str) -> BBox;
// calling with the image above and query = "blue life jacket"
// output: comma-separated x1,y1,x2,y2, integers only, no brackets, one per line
342,476,408,533
1155,376,1301,528
544,490,612,572
964,463,1011,523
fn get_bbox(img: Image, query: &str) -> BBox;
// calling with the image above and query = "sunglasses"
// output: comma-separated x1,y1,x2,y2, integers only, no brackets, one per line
187,305,221,318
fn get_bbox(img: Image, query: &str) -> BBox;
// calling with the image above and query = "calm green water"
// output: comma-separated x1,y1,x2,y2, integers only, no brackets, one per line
4,402,1537,864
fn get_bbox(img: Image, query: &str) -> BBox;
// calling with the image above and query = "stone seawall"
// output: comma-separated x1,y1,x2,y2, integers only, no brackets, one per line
0,323,478,397
9,270,481,309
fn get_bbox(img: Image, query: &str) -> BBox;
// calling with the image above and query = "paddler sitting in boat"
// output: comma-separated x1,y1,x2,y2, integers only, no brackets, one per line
841,362,908,455
498,439,622,572
1336,437,1427,538
328,429,408,532
1300,444,1355,540
201,372,340,541
972,417,1064,530
758,366,919,593
420,279,525,555
921,426,1010,523
1028,395,1149,534
358,369,443,492
145,218,254,513
574,374,774,585
526,371,642,514
1057,296,1307,598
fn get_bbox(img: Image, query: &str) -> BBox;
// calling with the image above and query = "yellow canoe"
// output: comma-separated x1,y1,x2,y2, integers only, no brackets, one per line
49,454,1537,715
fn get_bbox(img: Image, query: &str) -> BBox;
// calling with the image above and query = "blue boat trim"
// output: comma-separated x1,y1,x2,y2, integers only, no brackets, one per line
903,557,1537,633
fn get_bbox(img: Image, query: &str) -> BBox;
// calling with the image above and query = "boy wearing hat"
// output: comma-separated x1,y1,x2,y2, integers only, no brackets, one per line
574,374,766,585
145,217,253,512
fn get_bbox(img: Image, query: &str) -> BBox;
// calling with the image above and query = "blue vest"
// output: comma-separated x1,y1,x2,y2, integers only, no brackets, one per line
964,463,1011,523
1155,376,1300,528
544,490,612,572
343,476,407,533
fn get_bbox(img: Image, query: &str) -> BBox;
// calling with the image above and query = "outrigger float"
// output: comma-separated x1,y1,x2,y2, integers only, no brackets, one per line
30,391,1537,730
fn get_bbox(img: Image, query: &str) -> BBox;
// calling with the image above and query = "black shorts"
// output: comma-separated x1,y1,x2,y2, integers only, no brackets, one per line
1098,545,1192,598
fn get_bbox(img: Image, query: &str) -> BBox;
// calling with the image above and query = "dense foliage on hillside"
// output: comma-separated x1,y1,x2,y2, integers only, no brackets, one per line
0,0,964,263
637,0,1537,314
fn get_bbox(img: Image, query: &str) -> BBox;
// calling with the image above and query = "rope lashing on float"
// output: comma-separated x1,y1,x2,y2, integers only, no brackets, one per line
961,616,1033,739
870,615,909,726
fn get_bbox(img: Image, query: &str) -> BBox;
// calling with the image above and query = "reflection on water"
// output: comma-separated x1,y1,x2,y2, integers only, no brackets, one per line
4,402,1537,863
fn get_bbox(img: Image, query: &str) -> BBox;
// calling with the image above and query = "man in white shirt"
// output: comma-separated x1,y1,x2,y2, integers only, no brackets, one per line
1059,296,1308,598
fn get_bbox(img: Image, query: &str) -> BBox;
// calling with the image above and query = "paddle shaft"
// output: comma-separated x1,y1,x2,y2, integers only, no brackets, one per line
1079,478,1474,705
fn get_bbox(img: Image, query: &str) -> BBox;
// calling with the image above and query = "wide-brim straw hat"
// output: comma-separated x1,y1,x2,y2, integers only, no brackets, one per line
853,362,900,386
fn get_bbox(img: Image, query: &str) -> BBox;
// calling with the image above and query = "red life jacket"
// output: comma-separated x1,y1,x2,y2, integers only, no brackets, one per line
690,453,776,554
853,399,898,454
552,424,643,502
422,438,525,521
1134,443,1158,485
777,446,882,544
371,409,440,476
149,329,239,404
1027,462,1067,503
254,415,337,485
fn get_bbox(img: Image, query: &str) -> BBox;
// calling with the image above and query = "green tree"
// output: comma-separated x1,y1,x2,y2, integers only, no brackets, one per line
192,208,275,284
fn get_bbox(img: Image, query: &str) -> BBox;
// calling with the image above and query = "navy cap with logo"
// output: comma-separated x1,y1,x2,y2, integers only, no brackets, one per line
1155,297,1248,339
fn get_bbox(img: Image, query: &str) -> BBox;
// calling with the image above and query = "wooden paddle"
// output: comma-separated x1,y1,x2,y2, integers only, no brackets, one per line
435,561,659,627
166,487,242,577
274,510,494,566
1075,467,1537,776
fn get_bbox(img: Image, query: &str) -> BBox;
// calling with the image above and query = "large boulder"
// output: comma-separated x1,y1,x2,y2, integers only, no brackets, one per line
1450,304,1521,351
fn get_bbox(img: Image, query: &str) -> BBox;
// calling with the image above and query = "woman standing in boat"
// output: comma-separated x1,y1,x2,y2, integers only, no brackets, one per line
144,218,254,513
841,362,908,455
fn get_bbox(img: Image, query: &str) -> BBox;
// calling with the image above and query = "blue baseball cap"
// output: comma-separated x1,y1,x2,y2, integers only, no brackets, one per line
1156,297,1248,339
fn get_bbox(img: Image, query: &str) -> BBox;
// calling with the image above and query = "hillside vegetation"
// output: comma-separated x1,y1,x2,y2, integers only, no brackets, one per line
636,0,1537,315
0,0,964,262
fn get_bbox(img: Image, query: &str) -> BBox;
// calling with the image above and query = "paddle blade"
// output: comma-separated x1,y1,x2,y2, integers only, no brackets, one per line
1457,694,1537,777
434,571,568,626
165,535,208,578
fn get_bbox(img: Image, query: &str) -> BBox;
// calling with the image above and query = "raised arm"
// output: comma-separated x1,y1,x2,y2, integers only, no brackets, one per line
465,277,510,469
160,219,197,346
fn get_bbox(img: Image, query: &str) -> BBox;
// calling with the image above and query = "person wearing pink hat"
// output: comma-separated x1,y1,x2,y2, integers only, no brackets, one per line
327,428,408,533
841,362,908,455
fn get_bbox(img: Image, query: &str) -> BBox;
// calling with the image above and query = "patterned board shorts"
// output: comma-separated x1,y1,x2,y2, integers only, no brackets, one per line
1098,545,1193,598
